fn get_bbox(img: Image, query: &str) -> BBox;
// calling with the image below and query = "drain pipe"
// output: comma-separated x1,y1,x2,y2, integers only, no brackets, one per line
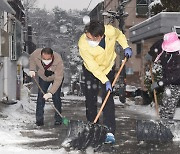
0,62,3,70
3,57,8,101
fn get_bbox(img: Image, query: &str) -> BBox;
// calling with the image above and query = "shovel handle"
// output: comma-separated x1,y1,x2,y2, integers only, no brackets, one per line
93,57,127,123
33,77,63,118
149,64,159,117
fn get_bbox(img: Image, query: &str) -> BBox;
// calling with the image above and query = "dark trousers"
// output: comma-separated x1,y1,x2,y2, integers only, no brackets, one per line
83,65,116,134
36,77,63,123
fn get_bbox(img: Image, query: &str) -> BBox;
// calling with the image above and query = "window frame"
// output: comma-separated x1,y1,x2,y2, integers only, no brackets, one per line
136,0,149,17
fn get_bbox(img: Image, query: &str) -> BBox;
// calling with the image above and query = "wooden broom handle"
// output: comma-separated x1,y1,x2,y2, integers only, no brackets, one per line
149,64,159,117
93,57,127,123
33,77,63,118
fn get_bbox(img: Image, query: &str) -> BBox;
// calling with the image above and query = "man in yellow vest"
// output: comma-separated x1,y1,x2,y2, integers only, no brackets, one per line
78,20,132,143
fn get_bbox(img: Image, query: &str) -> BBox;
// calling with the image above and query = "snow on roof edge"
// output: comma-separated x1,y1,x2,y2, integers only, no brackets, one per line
129,12,180,30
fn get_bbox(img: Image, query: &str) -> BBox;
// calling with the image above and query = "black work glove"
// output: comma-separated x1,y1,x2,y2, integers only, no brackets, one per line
44,70,54,77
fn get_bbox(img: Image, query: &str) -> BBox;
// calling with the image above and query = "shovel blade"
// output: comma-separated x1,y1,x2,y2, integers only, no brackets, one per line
136,119,174,141
62,120,109,150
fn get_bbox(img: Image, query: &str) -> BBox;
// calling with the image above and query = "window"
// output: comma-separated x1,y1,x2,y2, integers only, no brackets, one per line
136,0,149,17
15,22,22,59
137,0,148,4
1,29,9,57
10,21,16,60
172,26,180,37
10,21,22,60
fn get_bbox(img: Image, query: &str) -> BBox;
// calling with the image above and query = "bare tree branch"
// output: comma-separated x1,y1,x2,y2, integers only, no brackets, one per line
23,0,37,9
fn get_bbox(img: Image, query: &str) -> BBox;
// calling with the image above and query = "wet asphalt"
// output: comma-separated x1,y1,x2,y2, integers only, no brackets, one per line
19,97,180,154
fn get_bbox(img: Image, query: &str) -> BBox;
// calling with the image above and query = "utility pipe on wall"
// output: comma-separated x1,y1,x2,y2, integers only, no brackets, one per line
3,57,8,100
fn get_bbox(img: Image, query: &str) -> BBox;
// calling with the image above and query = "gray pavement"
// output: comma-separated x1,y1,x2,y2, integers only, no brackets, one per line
20,97,180,154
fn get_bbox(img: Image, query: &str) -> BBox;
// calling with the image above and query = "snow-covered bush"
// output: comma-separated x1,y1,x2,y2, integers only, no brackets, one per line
149,0,180,15
144,63,164,104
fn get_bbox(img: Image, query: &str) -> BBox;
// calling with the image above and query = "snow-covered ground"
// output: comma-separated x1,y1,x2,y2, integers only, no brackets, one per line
0,85,180,153
0,86,70,154
0,86,104,154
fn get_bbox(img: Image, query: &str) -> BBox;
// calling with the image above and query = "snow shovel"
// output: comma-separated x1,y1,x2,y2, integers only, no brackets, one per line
33,77,69,126
62,57,128,150
136,64,174,141
33,77,107,149
149,63,159,117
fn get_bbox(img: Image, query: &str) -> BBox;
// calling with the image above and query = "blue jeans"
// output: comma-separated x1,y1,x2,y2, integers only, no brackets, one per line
36,77,63,123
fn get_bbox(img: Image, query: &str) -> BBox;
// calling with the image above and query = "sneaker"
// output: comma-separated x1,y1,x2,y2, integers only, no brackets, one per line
54,121,62,126
105,133,115,144
36,121,44,126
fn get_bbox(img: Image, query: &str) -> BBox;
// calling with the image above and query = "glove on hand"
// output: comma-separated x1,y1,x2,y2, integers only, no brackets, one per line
43,92,52,100
151,81,163,91
151,82,159,91
29,71,35,77
124,47,133,58
105,81,112,92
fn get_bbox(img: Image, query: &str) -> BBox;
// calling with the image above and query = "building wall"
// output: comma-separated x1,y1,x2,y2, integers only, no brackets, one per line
2,57,17,100
0,46,17,101
0,11,4,100
0,11,3,100
0,12,17,101
8,58,17,100
125,0,146,28
124,0,147,87
104,0,148,87
0,6,23,101
89,2,104,22
0,58,4,99
104,0,119,26
129,12,180,89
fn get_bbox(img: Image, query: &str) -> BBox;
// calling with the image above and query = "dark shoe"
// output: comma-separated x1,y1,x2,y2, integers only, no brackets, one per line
54,121,62,126
36,121,44,126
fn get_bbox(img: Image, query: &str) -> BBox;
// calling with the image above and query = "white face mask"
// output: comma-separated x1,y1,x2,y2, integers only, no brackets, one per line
42,59,52,65
87,40,99,47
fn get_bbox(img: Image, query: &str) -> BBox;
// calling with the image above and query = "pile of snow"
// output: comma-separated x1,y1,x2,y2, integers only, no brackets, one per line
126,85,137,92
0,147,82,154
126,100,180,120
62,95,85,101
1,85,36,125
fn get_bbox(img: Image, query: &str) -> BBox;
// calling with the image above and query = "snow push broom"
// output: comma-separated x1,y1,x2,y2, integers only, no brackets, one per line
136,64,174,141
61,57,128,150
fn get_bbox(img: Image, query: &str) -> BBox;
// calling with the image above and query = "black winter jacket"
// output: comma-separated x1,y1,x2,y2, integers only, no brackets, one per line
148,39,163,61
148,39,180,86
159,51,180,86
